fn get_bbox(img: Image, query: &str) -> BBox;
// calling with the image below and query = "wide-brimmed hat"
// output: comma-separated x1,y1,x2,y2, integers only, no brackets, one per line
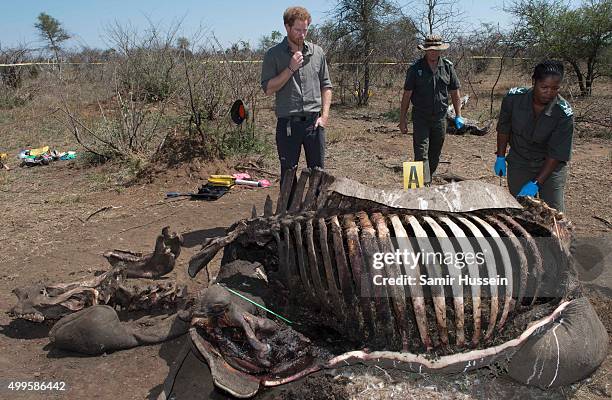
417,34,449,51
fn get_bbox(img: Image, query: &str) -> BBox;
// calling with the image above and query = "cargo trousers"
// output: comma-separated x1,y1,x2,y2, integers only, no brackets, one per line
412,112,447,184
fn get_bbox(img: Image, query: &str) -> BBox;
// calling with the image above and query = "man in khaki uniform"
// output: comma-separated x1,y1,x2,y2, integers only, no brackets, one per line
399,35,464,184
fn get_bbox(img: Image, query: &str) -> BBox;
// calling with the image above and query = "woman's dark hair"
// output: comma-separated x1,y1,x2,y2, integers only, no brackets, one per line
532,60,564,81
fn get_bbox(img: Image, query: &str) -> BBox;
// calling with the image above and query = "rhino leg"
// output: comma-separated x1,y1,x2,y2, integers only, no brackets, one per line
49,305,190,355
49,306,138,354
508,297,608,388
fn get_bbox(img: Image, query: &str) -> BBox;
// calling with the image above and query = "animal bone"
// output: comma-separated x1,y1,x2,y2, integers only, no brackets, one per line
184,168,607,398
446,95,492,136
10,228,185,323
104,226,182,278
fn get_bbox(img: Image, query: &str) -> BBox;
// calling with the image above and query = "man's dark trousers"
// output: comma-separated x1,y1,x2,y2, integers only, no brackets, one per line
412,112,447,184
276,113,325,186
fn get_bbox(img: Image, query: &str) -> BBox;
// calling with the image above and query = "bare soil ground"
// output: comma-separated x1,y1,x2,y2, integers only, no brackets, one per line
0,75,610,399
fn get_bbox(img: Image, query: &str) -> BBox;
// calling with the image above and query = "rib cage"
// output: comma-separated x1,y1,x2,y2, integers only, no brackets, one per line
272,208,544,352
186,168,571,355
258,168,550,353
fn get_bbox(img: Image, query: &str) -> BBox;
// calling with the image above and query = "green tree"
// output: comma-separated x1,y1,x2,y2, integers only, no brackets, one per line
329,0,400,105
507,0,612,95
258,30,282,52
34,12,70,64
176,37,190,51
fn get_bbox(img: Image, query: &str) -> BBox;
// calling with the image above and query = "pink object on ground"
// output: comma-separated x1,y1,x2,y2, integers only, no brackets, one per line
232,173,251,180
233,173,270,188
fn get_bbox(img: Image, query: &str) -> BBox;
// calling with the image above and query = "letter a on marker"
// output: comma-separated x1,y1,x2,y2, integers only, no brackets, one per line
403,161,424,189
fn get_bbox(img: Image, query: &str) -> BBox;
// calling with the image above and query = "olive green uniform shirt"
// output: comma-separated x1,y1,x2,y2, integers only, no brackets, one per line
403,57,460,118
496,87,574,168
261,37,332,118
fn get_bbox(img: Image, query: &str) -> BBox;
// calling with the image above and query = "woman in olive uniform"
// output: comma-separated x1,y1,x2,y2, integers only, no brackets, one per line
494,61,574,212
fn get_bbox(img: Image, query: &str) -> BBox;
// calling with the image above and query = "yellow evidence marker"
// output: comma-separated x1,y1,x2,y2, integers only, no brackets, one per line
0,153,8,170
403,161,424,189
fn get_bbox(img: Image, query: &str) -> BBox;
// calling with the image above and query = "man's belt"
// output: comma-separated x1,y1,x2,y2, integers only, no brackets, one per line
284,112,319,122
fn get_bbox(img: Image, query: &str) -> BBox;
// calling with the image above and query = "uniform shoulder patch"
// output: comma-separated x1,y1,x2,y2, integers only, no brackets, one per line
557,96,573,117
507,87,528,96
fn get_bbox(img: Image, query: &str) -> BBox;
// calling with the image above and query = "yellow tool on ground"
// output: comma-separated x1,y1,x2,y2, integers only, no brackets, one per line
29,146,50,156
207,175,271,188
207,175,237,187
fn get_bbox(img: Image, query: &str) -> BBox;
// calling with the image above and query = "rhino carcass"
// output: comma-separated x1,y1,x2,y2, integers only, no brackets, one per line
9,228,191,355
185,168,608,398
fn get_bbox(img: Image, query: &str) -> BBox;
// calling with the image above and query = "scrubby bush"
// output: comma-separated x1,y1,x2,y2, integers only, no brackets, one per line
60,23,267,172
178,38,265,159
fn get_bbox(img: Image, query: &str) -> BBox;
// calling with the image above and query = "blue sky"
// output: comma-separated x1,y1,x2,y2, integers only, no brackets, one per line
0,0,580,50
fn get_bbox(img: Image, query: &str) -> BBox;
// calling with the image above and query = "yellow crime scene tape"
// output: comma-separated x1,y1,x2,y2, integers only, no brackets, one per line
0,56,530,68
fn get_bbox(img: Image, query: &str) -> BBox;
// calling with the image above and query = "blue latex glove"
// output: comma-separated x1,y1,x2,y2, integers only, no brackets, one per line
494,156,506,177
518,180,540,197
454,116,465,130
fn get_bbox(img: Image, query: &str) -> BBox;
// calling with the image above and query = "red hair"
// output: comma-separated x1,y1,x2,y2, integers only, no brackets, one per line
283,6,312,27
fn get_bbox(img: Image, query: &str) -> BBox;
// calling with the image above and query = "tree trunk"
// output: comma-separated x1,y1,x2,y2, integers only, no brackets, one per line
490,56,505,116
363,62,370,105
427,0,434,34
361,28,371,106
585,57,595,96
568,59,587,96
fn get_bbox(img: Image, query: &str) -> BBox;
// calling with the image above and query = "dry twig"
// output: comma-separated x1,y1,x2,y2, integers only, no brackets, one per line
592,216,612,230
118,210,179,233
85,206,122,222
